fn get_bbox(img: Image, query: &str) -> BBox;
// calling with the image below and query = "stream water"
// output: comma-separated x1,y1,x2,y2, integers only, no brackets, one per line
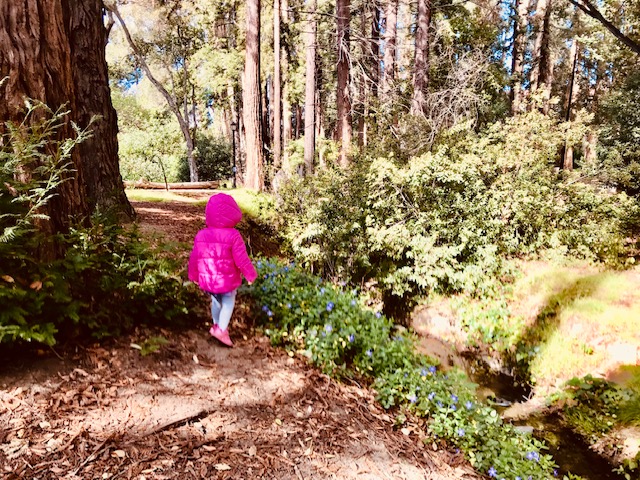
418,335,626,480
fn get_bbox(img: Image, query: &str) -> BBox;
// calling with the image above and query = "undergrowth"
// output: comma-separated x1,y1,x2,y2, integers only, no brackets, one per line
251,258,559,480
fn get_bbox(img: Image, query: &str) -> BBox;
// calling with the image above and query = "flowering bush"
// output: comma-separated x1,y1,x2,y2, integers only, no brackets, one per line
252,258,558,479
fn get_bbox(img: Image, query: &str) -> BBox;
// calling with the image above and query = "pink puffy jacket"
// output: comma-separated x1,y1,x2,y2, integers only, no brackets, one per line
188,193,258,294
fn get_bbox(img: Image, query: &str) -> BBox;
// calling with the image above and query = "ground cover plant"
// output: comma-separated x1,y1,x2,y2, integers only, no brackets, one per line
0,106,200,346
251,258,560,479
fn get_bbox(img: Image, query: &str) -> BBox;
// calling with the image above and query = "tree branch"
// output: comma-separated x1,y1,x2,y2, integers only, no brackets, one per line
566,0,640,55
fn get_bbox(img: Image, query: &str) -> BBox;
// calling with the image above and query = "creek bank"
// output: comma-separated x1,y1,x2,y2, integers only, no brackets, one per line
411,302,634,479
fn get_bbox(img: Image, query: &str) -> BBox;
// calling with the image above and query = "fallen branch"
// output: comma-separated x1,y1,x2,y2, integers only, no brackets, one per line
124,180,220,190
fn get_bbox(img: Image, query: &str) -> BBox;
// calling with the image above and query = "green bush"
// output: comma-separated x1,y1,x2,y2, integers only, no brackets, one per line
177,133,232,182
251,258,558,479
276,111,638,311
0,104,200,345
118,118,185,183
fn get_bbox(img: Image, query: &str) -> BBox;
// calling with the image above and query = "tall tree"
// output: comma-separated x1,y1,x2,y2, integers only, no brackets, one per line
107,2,201,182
243,0,265,190
563,36,580,170
304,0,317,175
0,0,133,235
274,0,283,170
530,0,554,113
382,0,399,95
281,0,293,169
511,0,530,114
411,0,432,115
336,0,353,166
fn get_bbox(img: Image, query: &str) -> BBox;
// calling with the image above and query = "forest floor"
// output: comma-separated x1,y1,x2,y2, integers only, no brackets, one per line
0,193,479,480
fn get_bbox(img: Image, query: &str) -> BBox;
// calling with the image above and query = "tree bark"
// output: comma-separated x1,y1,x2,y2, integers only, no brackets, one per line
0,0,133,238
510,0,530,114
273,0,282,170
336,0,352,166
281,0,292,169
304,0,317,175
530,0,553,113
243,0,265,190
382,0,398,95
411,0,431,115
563,37,580,171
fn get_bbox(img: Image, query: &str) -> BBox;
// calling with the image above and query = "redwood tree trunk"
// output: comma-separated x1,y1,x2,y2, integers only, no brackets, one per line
0,0,132,237
273,0,282,170
382,0,398,95
336,0,352,166
71,0,133,219
243,0,265,190
303,0,317,175
530,0,553,113
510,0,529,114
411,0,431,115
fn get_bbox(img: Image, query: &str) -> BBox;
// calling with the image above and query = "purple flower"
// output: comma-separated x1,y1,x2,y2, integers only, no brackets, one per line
429,366,437,374
320,287,325,294
324,324,333,333
516,477,522,480
267,310,274,317
436,401,443,408
428,392,436,400
488,467,497,478
326,302,335,312
286,303,291,309
450,404,457,411
348,334,355,343
408,394,418,403
465,401,473,410
375,312,382,318
553,470,558,477
525,451,540,462
451,394,458,404
421,368,428,376
262,305,269,312
350,299,357,306
457,428,465,437
366,349,373,358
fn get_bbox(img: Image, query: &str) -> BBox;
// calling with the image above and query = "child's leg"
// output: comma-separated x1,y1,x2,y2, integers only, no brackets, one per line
217,290,237,331
210,293,222,325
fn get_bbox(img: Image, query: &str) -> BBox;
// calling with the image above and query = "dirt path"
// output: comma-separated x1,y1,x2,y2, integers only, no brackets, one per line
0,198,479,479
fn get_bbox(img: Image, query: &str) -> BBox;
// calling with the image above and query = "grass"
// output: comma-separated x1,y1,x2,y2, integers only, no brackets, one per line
510,262,640,390
126,187,275,221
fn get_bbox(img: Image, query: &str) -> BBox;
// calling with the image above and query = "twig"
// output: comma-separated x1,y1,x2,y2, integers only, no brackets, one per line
72,432,116,475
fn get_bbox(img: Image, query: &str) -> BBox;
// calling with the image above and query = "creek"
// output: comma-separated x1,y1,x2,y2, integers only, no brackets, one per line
417,334,626,480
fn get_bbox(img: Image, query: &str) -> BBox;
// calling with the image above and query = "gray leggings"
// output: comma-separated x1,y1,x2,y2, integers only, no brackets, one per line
210,290,237,331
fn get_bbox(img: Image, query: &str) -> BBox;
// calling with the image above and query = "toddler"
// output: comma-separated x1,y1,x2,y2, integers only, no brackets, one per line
188,193,257,346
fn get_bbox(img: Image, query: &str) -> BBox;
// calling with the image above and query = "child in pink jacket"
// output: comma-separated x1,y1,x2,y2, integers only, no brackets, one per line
188,193,258,346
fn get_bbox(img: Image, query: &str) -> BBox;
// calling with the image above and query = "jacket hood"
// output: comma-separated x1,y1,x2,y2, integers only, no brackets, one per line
205,193,242,228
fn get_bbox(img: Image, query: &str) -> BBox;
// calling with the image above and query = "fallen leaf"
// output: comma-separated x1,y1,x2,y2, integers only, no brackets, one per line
214,464,231,471
192,354,199,364
111,449,126,458
401,427,411,436
130,343,142,350
248,445,257,456
2,275,14,283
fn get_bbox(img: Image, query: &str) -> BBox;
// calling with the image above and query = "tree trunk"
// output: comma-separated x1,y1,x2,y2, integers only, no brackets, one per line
282,0,292,169
70,1,133,219
304,0,317,175
411,0,431,115
510,0,529,114
530,0,552,106
382,0,398,95
0,0,133,238
336,0,352,166
563,37,580,171
273,0,282,170
243,0,265,190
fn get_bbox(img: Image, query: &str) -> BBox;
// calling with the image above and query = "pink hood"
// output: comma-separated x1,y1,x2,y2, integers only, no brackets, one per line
188,194,257,293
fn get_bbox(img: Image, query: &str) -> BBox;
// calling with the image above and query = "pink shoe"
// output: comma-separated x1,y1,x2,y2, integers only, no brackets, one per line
212,327,234,347
209,324,220,337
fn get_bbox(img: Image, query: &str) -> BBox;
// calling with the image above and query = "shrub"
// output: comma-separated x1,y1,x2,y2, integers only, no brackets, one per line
0,104,200,345
276,111,638,313
251,258,558,479
177,133,232,182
